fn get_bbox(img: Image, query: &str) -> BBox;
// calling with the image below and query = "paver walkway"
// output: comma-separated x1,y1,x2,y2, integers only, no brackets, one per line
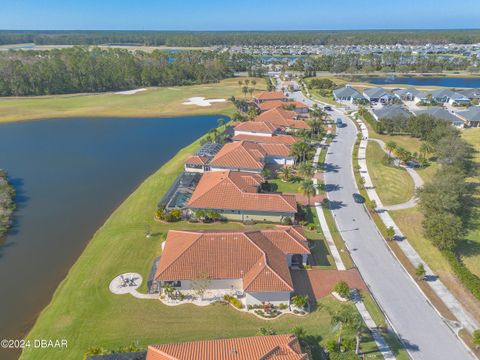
357,118,480,335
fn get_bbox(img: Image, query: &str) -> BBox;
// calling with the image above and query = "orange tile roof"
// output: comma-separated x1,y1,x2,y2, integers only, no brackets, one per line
255,108,310,130
232,134,298,146
257,100,288,111
254,91,289,101
184,155,209,165
259,143,291,157
209,141,266,170
146,334,308,360
155,226,310,292
234,121,280,134
187,171,297,214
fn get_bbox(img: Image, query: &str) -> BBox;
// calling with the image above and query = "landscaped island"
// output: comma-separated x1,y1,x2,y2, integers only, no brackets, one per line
0,170,15,239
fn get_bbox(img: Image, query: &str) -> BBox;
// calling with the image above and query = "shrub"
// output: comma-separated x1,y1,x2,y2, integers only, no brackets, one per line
256,327,277,336
415,263,426,280
443,250,480,301
278,303,288,310
281,216,293,225
340,337,356,352
329,351,359,360
333,281,351,299
223,295,243,309
324,339,337,353
473,329,480,347
291,295,308,309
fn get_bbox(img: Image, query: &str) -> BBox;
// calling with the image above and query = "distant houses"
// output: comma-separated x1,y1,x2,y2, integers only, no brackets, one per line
456,107,480,127
414,107,465,128
333,85,364,103
253,91,289,104
372,105,412,121
363,87,395,104
429,88,470,105
393,87,429,103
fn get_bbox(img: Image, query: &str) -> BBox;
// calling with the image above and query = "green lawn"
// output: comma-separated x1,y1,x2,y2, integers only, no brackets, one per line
366,141,415,206
460,128,480,277
270,178,302,193
21,129,381,360
0,78,265,123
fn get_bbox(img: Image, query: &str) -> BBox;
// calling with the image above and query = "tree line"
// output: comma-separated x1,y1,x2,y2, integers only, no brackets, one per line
0,170,15,239
2,30,480,46
0,47,233,96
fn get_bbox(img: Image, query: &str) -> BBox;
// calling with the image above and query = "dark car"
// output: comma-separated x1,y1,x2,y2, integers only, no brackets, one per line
353,193,365,204
324,105,333,111
336,118,344,127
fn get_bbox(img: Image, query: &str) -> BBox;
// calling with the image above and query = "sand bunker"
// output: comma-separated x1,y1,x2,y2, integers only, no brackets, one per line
115,88,147,95
182,97,226,107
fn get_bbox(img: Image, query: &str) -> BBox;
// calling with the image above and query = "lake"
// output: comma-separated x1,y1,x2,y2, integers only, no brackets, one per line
361,76,480,88
0,115,222,354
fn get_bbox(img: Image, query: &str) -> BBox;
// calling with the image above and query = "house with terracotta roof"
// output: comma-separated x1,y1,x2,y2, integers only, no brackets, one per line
187,170,297,222
253,91,289,104
255,108,310,131
209,141,295,173
154,227,310,306
184,142,222,173
257,100,309,114
146,334,309,360
232,133,298,146
233,121,282,137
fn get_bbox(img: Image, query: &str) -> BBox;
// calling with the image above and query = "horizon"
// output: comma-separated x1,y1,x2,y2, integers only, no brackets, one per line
2,28,480,32
2,0,480,31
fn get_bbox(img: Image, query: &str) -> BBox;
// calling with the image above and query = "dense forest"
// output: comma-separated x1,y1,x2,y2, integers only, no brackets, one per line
2,30,480,46
0,47,233,96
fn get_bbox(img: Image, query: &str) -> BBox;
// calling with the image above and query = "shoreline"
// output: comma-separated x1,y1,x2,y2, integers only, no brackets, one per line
19,119,226,359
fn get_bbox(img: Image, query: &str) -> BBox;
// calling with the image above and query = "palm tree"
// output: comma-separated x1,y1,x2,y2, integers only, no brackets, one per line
248,87,254,99
330,304,364,352
299,179,316,206
244,79,250,87
420,141,434,159
297,162,314,179
217,118,226,128
238,80,243,88
279,167,293,182
242,86,248,99
251,79,257,92
385,141,397,158
290,141,311,163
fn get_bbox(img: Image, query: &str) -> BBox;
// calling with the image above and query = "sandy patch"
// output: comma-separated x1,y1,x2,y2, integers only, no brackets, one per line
115,88,147,95
182,97,226,107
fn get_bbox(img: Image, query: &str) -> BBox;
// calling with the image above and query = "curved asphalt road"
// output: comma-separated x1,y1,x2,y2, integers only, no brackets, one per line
325,114,474,360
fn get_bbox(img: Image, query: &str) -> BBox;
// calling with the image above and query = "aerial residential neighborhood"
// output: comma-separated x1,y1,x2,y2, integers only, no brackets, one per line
2,2,480,360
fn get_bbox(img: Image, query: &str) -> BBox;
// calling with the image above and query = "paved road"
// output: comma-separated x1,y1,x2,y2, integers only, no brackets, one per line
280,80,475,359
325,116,474,360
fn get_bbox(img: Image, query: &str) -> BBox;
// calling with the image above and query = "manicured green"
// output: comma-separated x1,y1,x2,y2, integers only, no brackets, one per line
0,78,265,123
22,129,380,360
366,141,415,206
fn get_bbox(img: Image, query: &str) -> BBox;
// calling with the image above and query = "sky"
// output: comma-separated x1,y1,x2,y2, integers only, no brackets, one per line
1,0,479,31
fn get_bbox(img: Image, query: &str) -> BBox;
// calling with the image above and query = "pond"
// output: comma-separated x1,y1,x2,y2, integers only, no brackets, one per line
359,76,480,88
0,115,222,350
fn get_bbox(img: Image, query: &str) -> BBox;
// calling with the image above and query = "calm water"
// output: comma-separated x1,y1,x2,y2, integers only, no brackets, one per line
362,76,480,88
0,116,221,355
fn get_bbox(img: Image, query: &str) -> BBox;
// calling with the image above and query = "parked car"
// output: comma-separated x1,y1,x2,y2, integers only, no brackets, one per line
352,193,365,204
324,105,333,111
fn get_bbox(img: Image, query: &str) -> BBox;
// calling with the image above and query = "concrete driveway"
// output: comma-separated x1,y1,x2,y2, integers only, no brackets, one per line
325,115,474,360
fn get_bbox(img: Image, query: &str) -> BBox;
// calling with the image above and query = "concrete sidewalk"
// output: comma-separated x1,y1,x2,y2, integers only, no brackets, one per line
356,118,479,335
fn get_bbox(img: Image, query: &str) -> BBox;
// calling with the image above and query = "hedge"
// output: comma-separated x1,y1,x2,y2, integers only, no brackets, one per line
443,250,480,301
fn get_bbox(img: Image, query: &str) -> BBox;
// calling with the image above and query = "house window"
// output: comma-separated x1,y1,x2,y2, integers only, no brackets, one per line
164,281,181,287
